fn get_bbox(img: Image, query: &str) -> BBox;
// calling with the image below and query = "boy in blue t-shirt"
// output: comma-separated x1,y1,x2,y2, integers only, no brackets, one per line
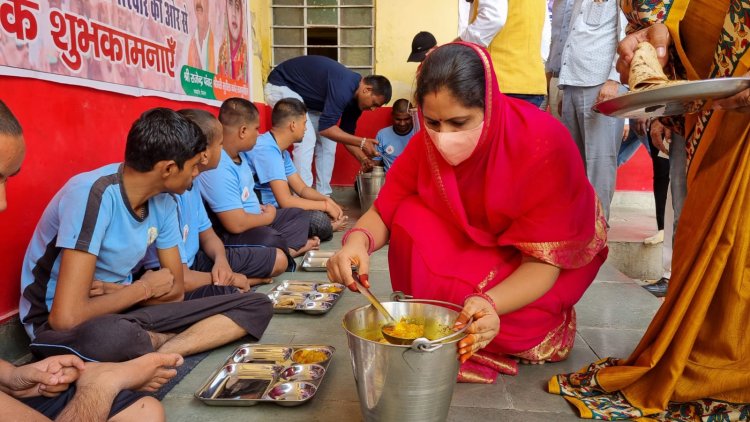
245,98,348,242
140,109,287,290
19,108,273,363
198,98,318,260
373,98,415,172
1,99,186,422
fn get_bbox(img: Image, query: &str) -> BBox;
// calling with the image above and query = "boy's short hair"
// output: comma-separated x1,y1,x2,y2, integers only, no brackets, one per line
178,109,221,144
125,108,207,172
271,98,307,128
392,98,410,114
218,97,259,128
0,100,23,137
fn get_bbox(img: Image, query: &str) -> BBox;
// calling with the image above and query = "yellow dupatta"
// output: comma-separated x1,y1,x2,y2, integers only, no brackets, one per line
549,0,750,419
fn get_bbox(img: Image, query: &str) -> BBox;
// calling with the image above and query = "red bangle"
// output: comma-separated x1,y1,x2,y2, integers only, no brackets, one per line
464,292,497,312
342,228,375,255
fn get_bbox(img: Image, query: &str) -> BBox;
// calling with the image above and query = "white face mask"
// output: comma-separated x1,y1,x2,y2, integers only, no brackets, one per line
425,121,484,166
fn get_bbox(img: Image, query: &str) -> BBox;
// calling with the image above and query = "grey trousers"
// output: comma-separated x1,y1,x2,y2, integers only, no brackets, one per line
561,84,625,221
662,132,688,279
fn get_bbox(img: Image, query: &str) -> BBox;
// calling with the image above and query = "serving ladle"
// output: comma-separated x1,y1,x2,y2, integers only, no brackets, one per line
351,267,419,345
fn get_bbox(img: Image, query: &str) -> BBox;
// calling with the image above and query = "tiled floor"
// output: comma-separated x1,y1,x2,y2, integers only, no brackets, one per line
163,188,662,421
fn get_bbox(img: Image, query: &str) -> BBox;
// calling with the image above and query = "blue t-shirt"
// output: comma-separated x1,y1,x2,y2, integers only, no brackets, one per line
374,126,416,172
140,179,212,269
266,55,363,132
244,132,297,207
198,149,261,215
19,163,181,339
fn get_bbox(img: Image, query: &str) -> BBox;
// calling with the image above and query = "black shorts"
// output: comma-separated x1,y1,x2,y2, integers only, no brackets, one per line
192,246,277,278
308,210,333,241
21,385,146,419
218,208,311,252
30,285,273,362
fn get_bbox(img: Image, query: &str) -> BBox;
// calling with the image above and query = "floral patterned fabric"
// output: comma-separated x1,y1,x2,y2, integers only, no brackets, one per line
550,359,750,421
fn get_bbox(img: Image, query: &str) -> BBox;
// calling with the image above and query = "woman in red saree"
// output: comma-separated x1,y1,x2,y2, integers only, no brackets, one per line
328,43,608,379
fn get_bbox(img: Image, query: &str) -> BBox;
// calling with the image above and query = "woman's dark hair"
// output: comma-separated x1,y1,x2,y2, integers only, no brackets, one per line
415,44,485,110
125,108,207,172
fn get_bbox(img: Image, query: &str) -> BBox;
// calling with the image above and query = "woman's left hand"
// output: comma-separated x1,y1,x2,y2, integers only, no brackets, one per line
454,296,500,363
713,71,750,112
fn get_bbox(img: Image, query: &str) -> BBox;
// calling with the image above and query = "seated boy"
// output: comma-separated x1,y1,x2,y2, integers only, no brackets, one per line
198,98,319,261
19,108,273,363
1,99,182,422
373,98,415,172
139,109,287,291
245,98,347,242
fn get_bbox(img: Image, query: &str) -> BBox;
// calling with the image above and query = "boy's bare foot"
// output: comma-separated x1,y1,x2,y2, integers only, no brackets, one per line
289,237,321,257
332,216,349,231
78,353,184,393
148,331,177,350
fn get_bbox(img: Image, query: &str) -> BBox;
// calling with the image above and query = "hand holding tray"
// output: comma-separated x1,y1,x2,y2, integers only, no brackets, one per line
594,77,750,119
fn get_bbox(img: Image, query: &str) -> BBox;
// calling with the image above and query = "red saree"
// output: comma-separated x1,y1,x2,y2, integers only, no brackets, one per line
374,43,608,358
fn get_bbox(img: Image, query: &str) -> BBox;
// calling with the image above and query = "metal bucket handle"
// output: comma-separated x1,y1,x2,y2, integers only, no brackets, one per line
389,291,473,352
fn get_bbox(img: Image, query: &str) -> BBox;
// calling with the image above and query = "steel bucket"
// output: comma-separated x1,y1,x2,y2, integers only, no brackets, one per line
342,296,466,422
356,168,384,212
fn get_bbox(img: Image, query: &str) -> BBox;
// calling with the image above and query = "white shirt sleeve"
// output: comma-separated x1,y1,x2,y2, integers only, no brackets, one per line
459,0,508,48
607,10,627,82
541,3,551,63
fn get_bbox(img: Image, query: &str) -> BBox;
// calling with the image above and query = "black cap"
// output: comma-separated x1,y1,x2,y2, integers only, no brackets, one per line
407,31,437,63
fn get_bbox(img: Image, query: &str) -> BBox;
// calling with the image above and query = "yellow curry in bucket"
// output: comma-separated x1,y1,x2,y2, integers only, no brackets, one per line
357,317,454,345
382,318,425,340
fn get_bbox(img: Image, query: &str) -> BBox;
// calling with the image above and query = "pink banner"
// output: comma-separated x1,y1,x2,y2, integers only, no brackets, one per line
0,0,251,103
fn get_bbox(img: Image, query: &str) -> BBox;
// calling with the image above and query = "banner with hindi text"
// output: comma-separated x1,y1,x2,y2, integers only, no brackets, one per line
0,0,251,104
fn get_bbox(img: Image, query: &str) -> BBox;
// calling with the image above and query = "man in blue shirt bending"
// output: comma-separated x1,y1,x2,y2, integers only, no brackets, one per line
19,108,273,363
264,55,392,196
373,98,415,172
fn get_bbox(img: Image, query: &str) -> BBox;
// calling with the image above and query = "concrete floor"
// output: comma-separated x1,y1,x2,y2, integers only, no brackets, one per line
162,188,662,421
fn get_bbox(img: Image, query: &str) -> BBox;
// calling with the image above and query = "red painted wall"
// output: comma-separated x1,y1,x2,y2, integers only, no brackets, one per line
0,76,650,318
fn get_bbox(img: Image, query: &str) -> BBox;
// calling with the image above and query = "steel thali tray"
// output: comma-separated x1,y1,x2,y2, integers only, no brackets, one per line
268,280,345,314
195,344,335,406
301,250,336,272
593,77,750,119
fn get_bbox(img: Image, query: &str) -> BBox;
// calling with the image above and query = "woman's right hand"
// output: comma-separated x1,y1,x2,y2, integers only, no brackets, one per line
616,23,672,84
454,296,501,363
327,242,370,292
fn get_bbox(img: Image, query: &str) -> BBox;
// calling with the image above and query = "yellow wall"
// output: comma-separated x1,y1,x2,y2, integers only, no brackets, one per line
248,1,459,103
374,0,458,104
249,0,272,102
